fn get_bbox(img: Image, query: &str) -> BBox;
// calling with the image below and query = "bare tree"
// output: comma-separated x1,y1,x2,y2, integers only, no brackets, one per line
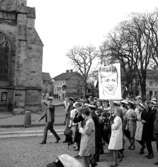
67,46,99,97
100,13,154,100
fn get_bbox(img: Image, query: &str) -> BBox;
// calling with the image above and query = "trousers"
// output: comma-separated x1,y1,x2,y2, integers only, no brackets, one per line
42,122,60,143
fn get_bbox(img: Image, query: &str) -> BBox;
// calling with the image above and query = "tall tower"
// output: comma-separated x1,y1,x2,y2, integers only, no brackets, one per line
0,0,43,113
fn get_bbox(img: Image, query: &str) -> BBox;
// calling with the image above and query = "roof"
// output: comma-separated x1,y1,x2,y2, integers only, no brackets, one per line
42,72,51,81
53,71,82,81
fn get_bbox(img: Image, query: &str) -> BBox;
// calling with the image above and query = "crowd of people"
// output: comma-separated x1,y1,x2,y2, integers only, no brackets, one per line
40,95,158,167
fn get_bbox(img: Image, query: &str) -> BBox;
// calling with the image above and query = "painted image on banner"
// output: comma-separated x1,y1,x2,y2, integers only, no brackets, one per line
98,63,121,100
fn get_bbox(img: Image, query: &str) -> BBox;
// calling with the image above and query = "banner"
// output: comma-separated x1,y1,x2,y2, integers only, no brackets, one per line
98,63,122,100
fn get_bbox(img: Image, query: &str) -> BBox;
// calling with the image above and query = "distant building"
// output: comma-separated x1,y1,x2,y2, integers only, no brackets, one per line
42,72,53,96
53,70,84,100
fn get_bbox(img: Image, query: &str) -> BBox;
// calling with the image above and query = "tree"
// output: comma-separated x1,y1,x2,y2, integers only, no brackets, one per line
100,13,155,100
67,46,99,97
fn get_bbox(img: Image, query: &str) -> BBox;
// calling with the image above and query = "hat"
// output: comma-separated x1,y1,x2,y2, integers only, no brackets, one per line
128,100,135,105
135,96,142,100
150,100,157,105
113,101,121,106
138,103,145,109
69,97,74,102
73,102,82,108
121,100,128,105
47,96,53,100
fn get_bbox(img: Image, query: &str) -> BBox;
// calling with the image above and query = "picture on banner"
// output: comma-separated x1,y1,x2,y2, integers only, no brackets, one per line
98,63,121,100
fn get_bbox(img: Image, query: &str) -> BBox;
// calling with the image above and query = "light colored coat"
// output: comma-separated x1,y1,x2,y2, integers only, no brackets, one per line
108,116,123,150
79,117,95,156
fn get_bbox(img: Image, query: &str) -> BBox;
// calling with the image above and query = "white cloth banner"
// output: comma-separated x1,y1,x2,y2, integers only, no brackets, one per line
98,63,122,100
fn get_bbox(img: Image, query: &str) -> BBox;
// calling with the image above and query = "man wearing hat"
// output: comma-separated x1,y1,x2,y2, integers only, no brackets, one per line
141,100,155,159
39,97,60,144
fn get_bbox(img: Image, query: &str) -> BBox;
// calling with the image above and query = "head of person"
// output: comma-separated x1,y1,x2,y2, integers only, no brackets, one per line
114,107,122,118
47,96,53,103
80,106,91,120
135,96,142,105
69,97,74,104
128,100,135,109
120,100,128,109
100,65,118,96
96,100,102,107
73,102,82,109
138,103,145,112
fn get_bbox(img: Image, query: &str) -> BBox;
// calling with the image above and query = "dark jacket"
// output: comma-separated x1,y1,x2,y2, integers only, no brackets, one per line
142,107,155,140
40,103,55,123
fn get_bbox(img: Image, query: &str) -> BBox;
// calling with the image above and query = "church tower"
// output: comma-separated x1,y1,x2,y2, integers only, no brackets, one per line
0,0,43,113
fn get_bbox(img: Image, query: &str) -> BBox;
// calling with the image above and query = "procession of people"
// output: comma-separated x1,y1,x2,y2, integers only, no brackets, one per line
42,95,158,167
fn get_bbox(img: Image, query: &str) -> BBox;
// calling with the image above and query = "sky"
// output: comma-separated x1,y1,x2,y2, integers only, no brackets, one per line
27,0,158,78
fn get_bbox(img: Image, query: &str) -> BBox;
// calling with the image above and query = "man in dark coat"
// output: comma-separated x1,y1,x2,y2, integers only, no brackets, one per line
39,97,60,144
63,97,74,143
141,100,155,159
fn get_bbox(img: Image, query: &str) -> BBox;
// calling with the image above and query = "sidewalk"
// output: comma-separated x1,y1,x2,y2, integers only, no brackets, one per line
0,100,65,128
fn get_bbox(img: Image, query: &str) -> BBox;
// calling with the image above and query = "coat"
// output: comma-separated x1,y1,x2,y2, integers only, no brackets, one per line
79,117,95,157
126,109,137,138
108,116,123,150
142,107,155,140
40,102,55,123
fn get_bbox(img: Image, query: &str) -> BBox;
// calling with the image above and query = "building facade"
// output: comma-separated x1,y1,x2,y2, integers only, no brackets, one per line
0,0,43,113
42,72,53,96
53,70,84,100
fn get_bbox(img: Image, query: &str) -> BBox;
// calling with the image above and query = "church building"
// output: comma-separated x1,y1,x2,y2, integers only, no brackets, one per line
0,0,43,113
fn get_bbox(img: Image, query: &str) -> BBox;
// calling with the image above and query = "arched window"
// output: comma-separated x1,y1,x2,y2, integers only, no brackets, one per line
0,32,10,80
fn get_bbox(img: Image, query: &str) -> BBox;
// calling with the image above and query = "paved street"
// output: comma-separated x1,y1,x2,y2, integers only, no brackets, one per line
0,129,158,167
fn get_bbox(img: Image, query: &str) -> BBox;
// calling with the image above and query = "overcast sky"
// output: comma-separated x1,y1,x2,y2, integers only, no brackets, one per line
27,0,158,78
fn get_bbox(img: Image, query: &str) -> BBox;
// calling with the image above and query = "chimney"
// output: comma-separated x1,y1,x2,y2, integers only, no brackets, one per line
70,69,73,73
66,70,69,73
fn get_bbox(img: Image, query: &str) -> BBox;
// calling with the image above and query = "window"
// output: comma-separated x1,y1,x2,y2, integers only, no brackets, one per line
1,92,8,102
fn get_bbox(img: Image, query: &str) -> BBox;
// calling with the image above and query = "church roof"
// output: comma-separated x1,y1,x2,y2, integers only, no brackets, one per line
42,72,51,81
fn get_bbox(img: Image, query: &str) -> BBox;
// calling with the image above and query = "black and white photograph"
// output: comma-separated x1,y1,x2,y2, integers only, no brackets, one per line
0,0,158,167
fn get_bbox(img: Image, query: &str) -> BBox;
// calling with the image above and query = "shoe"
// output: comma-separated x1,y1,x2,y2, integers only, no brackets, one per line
139,149,144,154
55,138,60,143
145,154,154,159
154,162,158,165
40,141,46,144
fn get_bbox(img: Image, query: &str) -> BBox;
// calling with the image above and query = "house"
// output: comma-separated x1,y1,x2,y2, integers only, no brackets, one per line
53,70,84,100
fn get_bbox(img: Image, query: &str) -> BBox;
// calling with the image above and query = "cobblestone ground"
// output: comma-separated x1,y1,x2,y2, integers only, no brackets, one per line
0,135,158,167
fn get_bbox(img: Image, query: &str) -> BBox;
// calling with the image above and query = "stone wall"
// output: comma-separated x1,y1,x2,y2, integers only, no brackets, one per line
0,0,43,113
